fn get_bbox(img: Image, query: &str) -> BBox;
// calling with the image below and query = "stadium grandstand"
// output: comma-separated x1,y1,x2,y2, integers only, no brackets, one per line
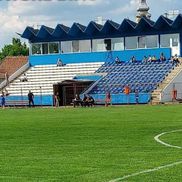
1,0,182,106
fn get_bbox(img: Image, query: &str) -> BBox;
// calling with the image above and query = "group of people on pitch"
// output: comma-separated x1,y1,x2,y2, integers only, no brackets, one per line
73,94,95,107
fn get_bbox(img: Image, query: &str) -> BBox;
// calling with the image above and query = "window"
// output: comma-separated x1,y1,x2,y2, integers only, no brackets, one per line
160,34,179,48
42,43,48,54
111,38,124,51
61,41,72,53
32,44,41,55
138,35,158,49
61,40,91,53
92,39,106,52
146,35,158,48
92,39,114,52
138,36,146,49
79,40,91,52
104,39,111,51
72,41,79,52
125,36,137,50
49,43,59,54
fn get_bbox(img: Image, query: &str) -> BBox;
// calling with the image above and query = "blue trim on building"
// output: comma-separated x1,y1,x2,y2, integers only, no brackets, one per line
81,93,151,104
74,75,102,81
5,93,150,106
29,48,171,66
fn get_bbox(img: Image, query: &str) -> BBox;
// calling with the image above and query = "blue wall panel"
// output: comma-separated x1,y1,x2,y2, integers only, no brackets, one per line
5,93,150,106
74,75,102,81
81,93,151,104
6,95,53,106
29,48,171,66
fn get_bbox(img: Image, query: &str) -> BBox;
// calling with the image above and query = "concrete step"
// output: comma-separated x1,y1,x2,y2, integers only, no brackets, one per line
152,64,182,105
166,79,173,82
152,94,161,97
152,92,160,96
154,89,162,91
151,101,161,105
152,96,160,99
152,100,160,103
169,74,180,77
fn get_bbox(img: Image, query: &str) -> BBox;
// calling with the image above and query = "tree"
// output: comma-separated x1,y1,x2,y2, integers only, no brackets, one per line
0,38,29,61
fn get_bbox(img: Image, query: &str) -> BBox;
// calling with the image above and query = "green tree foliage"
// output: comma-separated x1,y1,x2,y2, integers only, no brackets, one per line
0,38,29,61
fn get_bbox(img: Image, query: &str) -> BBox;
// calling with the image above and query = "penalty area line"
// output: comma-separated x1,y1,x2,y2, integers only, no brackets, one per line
109,129,182,182
109,160,182,182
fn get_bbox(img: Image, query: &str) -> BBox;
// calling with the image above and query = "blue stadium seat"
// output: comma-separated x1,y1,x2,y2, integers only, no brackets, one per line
89,61,174,94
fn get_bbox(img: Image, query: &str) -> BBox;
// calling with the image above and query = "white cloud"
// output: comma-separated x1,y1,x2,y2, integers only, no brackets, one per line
7,1,36,15
77,0,105,6
109,0,138,16
0,0,182,50
0,0,62,49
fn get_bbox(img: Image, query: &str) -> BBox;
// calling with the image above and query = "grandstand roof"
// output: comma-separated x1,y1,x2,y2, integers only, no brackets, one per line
21,14,182,43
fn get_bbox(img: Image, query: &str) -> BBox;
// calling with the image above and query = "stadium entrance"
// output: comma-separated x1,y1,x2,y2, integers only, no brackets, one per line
53,80,93,106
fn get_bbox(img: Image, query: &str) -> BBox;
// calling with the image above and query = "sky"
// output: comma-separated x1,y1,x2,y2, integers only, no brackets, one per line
0,0,181,50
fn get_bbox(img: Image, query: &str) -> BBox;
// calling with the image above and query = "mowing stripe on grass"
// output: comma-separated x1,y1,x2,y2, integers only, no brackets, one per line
109,160,182,182
154,129,182,149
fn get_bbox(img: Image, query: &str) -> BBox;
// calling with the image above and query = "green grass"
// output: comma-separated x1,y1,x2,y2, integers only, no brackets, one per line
161,131,182,148
0,105,181,182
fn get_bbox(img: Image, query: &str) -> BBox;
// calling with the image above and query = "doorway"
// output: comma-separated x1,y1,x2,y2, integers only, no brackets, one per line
53,80,93,106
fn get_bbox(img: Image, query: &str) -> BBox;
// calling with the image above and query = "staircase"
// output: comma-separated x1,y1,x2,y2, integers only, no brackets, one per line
0,56,29,90
151,61,182,104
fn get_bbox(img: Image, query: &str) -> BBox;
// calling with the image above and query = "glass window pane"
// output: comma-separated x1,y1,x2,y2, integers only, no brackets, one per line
49,43,59,54
32,44,41,55
111,38,124,51
146,35,158,48
42,43,48,54
160,34,179,48
92,39,106,52
138,36,146,49
79,40,91,52
172,34,179,47
125,36,137,50
72,41,79,52
61,41,72,53
104,39,111,51
161,34,170,47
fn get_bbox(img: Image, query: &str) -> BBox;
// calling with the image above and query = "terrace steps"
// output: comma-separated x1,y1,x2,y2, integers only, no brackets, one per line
152,60,182,104
3,62,103,96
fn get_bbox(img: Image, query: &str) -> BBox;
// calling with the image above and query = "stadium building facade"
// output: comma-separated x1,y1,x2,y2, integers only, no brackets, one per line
22,14,182,66
2,14,182,106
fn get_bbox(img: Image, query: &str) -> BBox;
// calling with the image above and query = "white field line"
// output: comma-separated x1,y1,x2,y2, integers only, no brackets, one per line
154,129,182,149
109,129,182,182
109,160,182,182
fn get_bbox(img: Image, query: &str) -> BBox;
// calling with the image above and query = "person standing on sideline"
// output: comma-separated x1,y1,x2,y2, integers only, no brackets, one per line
54,92,60,107
124,85,130,104
1,92,6,109
135,89,139,104
28,90,34,107
105,91,111,107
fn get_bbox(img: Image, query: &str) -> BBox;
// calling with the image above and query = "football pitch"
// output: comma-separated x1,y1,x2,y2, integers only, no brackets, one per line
0,105,181,182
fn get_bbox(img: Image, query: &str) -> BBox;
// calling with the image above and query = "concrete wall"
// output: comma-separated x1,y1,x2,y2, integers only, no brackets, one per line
161,69,182,102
